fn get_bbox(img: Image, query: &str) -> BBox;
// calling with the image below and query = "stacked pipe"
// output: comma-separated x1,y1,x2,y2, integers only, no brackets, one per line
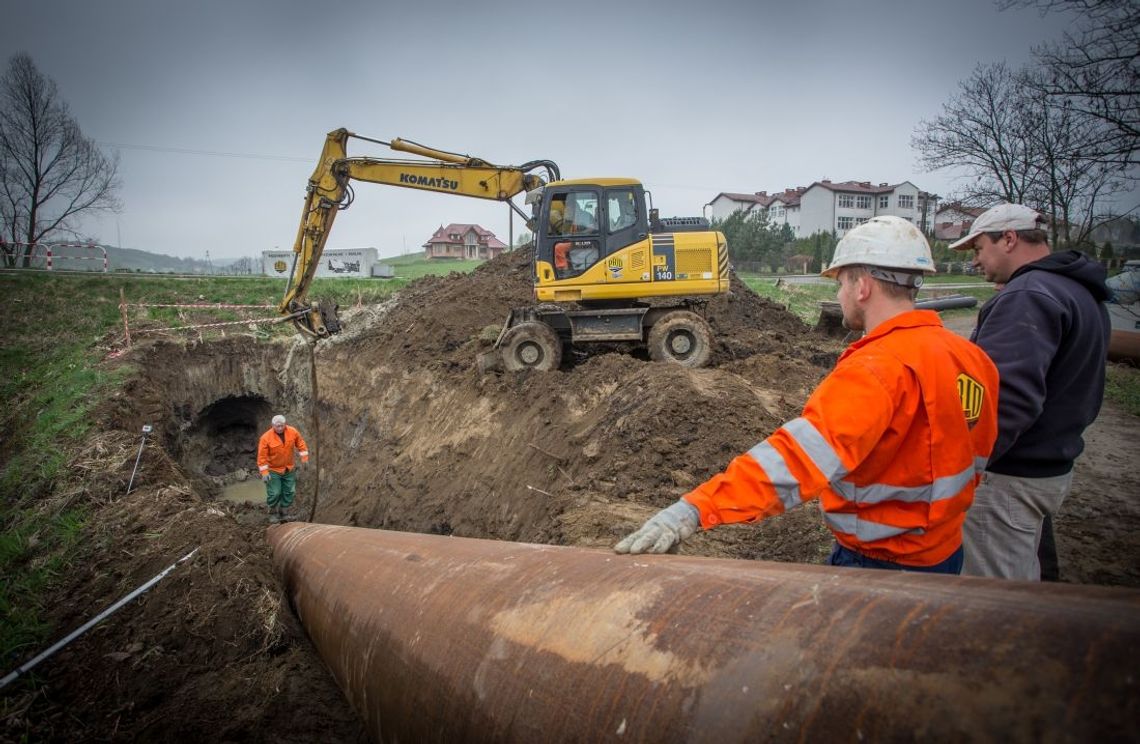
269,523,1139,743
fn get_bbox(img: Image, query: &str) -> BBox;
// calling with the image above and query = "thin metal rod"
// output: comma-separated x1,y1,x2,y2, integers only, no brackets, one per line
125,431,148,495
0,547,199,691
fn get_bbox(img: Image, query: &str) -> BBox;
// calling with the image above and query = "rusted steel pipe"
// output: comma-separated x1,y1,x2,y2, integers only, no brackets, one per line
269,523,1139,743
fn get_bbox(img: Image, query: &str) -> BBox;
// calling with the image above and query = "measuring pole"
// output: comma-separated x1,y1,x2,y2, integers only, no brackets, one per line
126,424,152,494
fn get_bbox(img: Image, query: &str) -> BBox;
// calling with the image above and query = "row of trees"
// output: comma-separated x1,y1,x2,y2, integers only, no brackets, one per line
912,0,1137,248
714,207,1014,275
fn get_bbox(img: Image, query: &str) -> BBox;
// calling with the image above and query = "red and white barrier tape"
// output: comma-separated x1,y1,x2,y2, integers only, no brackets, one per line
130,303,275,309
135,316,291,334
4,241,108,272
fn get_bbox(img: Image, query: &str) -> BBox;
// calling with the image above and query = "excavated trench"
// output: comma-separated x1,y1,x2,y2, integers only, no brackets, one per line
114,249,842,560
122,258,841,559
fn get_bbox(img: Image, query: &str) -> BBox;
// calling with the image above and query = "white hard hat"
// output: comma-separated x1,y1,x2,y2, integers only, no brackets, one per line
272,415,286,425
821,215,935,282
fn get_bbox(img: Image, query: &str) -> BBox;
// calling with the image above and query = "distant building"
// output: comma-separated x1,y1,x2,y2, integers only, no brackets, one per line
261,247,379,278
705,191,776,219
423,223,507,260
934,203,988,242
707,181,939,238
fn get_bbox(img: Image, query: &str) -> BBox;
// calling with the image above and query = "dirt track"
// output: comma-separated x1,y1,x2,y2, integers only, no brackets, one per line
4,249,1138,742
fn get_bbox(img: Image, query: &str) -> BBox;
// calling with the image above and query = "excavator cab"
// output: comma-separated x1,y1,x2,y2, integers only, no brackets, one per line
533,180,650,289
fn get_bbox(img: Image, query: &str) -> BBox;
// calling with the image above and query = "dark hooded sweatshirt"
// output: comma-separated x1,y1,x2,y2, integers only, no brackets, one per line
971,250,1111,477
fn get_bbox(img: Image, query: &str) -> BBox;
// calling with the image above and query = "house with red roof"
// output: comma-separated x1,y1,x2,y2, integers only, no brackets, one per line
933,203,989,241
706,191,777,220
707,180,940,237
422,223,507,260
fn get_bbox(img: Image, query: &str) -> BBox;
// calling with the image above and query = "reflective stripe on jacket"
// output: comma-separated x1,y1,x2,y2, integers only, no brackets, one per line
257,425,309,475
683,310,998,567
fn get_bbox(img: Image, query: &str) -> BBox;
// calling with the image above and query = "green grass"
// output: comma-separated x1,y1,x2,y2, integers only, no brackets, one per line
1106,363,1140,416
738,273,997,325
380,253,488,279
739,276,837,324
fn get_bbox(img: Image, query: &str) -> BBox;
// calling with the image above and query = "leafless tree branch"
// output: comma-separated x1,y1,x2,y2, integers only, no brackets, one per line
0,52,121,267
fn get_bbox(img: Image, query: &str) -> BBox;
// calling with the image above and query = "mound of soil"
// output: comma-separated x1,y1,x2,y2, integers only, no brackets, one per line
312,247,838,561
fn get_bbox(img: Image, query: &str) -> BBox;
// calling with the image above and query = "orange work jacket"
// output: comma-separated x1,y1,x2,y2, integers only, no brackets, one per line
684,310,999,566
257,425,309,476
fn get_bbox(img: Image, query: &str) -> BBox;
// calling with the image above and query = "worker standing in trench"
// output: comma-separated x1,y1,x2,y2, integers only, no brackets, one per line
616,216,1000,574
257,414,309,521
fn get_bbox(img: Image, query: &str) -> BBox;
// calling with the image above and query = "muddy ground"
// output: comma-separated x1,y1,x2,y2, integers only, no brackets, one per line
4,248,1138,742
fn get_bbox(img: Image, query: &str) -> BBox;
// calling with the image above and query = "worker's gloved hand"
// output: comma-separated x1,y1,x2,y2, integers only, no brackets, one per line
262,473,270,484
614,500,701,555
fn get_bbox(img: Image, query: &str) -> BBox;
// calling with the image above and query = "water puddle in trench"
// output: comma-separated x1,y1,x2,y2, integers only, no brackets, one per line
220,479,266,504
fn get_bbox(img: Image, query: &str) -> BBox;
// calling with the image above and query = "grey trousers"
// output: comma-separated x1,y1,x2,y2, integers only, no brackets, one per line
962,470,1072,581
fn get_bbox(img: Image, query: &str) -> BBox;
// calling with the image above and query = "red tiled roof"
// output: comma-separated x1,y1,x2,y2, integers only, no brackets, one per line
812,180,900,194
714,192,776,207
718,181,934,208
423,223,504,247
936,202,988,218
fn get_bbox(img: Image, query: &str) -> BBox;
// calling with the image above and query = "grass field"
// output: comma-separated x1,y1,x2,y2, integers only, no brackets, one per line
381,253,487,279
738,273,996,325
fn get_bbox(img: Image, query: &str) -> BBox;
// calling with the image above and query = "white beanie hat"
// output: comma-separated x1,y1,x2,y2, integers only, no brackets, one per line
271,414,286,425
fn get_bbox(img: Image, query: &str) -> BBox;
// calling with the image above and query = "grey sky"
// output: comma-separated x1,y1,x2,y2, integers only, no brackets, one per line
0,0,1096,260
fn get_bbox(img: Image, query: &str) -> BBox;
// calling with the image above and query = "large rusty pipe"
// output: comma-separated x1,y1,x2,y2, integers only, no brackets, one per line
269,523,1139,743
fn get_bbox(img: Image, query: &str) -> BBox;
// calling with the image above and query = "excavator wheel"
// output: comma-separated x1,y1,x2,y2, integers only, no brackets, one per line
500,321,562,372
647,311,712,368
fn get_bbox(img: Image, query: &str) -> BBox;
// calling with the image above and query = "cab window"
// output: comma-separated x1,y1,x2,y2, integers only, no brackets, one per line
550,191,598,236
607,189,638,233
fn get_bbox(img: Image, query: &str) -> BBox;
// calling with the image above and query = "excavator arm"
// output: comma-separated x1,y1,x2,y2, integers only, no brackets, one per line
280,128,559,337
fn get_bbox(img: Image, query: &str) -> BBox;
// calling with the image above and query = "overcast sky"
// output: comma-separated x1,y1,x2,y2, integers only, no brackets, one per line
0,0,1108,260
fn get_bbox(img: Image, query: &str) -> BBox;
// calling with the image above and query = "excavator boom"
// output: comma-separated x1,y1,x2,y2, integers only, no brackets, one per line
280,129,559,336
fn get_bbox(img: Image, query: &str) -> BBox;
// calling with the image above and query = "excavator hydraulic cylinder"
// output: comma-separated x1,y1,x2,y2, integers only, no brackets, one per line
268,523,1139,743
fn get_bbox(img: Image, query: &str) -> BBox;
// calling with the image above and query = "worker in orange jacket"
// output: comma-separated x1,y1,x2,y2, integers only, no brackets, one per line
257,414,309,520
616,216,999,573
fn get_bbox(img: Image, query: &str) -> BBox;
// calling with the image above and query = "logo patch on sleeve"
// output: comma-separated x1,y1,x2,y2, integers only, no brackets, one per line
957,373,985,424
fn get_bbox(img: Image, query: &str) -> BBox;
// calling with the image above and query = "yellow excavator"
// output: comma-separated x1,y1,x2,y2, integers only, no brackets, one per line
280,129,730,370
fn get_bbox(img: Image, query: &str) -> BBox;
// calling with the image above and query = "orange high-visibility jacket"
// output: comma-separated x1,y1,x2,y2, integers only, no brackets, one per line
684,310,999,566
257,425,309,476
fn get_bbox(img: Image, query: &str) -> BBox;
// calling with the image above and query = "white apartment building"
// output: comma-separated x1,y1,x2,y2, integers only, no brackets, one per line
707,181,939,237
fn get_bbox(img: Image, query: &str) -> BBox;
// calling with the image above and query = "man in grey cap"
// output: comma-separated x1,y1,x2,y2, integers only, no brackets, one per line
951,203,1111,580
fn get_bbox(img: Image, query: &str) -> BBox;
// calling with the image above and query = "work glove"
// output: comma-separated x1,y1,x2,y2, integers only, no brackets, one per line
614,500,701,555
262,473,270,484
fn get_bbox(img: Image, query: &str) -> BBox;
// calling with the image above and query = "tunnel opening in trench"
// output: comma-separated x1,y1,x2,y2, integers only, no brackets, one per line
178,394,273,484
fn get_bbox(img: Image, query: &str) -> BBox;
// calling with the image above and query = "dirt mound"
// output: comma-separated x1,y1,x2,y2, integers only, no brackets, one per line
313,247,840,558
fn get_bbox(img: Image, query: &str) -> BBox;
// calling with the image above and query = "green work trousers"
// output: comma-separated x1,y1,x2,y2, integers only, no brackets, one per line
266,469,297,509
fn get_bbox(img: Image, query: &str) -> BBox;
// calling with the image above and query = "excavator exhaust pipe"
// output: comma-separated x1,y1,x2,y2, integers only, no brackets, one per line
269,523,1139,743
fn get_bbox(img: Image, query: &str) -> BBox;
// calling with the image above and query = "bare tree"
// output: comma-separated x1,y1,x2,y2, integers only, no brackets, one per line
0,53,121,267
1000,0,1139,167
912,63,1039,205
913,61,1130,247
1018,69,1127,245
